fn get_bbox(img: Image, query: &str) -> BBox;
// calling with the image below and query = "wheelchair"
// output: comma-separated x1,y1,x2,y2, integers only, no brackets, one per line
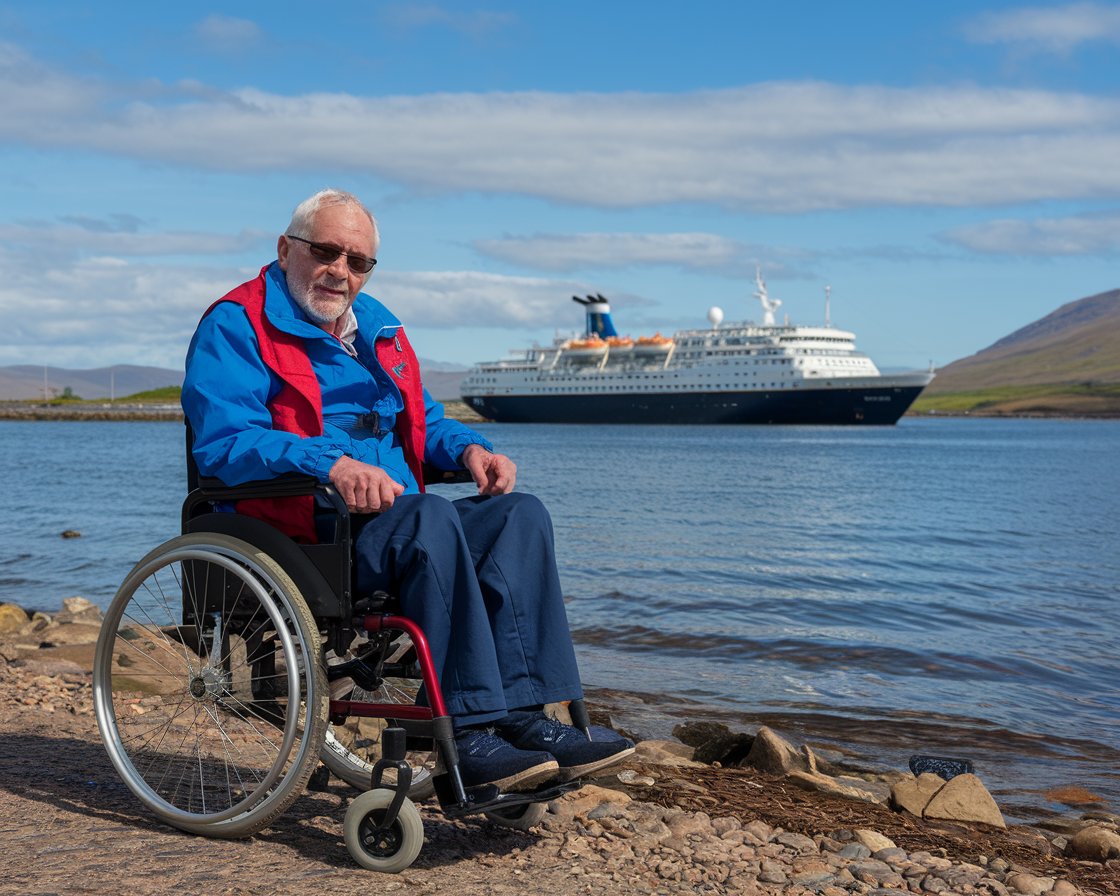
92,431,591,872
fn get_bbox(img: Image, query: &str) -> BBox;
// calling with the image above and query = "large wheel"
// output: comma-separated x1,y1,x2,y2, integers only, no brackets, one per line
320,635,436,801
93,532,329,838
344,789,424,873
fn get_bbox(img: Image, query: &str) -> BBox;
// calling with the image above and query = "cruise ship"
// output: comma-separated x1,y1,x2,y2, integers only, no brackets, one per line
460,273,934,425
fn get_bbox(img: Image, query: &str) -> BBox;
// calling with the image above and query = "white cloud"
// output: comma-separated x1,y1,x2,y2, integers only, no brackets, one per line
2,45,1120,212
963,2,1120,52
473,231,807,276
372,270,596,330
942,211,1120,255
0,219,270,257
0,41,104,125
0,250,241,368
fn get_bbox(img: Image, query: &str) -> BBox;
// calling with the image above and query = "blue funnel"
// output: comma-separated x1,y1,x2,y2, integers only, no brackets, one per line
571,294,618,338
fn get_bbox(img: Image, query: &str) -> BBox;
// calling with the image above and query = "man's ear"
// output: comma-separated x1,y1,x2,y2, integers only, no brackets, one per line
277,235,290,271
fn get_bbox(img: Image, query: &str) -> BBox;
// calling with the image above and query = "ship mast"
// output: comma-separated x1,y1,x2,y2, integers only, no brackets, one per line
753,268,782,326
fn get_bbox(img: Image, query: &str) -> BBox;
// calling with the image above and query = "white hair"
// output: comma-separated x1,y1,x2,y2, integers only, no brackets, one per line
286,189,379,247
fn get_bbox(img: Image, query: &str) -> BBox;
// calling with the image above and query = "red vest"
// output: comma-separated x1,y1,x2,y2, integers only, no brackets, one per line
206,266,427,543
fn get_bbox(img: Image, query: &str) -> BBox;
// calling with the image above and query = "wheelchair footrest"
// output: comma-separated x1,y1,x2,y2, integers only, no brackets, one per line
438,779,579,818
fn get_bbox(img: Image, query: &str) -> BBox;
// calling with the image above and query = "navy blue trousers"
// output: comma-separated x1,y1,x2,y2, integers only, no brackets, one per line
354,492,584,726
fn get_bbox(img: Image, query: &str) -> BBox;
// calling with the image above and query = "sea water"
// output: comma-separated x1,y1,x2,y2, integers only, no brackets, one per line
0,417,1116,821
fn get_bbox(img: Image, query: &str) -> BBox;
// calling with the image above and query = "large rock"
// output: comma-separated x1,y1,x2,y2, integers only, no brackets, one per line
0,603,29,634
547,784,631,822
853,829,896,852
891,772,947,816
672,721,753,766
11,657,86,676
57,596,102,622
663,808,713,839
745,726,805,774
1004,872,1056,895
786,770,888,804
0,641,22,662
835,775,892,803
34,620,101,647
1065,825,1120,861
923,773,1006,828
634,739,705,767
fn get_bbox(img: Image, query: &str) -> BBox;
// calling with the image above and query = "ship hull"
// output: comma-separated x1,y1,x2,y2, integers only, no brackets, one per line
464,383,927,425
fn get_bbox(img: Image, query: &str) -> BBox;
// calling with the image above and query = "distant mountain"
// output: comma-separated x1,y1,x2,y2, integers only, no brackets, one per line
417,367,468,401
1,360,468,402
0,365,184,401
925,288,1120,393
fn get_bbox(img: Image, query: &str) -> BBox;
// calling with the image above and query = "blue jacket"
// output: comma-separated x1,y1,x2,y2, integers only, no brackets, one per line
182,262,491,491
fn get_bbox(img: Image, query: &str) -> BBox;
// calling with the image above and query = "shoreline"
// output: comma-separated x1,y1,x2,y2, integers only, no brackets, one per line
1,599,1117,894
1,401,1116,423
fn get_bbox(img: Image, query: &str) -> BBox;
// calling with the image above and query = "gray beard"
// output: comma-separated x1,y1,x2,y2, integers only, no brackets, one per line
297,296,342,325
290,280,347,325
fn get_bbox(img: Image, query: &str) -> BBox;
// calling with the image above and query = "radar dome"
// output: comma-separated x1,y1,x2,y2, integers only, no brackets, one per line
707,306,724,327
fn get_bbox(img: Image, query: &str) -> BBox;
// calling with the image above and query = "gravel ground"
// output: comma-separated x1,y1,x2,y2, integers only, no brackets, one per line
1,650,1116,896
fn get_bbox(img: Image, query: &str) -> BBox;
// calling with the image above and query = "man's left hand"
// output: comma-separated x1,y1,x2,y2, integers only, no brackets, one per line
461,444,517,495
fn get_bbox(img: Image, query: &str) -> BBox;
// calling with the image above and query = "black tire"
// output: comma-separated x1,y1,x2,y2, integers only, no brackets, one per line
93,533,328,837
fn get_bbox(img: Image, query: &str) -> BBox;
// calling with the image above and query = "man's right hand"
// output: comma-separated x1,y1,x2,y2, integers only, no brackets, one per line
328,455,405,513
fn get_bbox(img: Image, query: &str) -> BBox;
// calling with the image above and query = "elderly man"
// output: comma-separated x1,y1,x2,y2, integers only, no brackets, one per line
182,189,632,792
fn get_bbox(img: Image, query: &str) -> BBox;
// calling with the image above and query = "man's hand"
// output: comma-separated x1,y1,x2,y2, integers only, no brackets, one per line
328,455,405,513
461,444,517,495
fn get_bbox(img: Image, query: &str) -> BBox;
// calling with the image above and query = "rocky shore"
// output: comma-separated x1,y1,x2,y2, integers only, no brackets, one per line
1,599,1117,896
0,401,182,421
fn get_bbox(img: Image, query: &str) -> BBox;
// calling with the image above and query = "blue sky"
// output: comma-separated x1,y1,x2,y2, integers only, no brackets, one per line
2,1,1119,372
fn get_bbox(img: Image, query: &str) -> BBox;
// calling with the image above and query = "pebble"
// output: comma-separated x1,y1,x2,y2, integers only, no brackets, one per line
837,842,872,859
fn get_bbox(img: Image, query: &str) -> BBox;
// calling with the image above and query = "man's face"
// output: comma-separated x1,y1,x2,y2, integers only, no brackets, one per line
278,203,377,328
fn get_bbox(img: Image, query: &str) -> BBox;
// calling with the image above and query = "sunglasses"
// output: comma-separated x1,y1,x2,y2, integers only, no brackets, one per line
286,235,377,274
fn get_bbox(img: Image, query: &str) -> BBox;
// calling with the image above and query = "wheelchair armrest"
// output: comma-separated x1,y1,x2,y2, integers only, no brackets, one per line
200,469,472,493
197,473,325,500
188,474,351,523
187,469,469,531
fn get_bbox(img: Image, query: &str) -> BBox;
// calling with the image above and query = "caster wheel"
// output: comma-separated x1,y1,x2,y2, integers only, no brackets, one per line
344,790,424,872
484,801,547,831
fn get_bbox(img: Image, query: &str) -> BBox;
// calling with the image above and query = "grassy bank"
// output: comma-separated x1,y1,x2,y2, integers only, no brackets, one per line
911,383,1120,418
1,392,488,424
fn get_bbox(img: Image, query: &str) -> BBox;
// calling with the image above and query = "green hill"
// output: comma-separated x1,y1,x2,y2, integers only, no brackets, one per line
913,288,1120,417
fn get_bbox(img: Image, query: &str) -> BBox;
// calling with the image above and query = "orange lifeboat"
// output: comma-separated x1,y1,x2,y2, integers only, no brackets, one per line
563,335,609,363
633,333,674,356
